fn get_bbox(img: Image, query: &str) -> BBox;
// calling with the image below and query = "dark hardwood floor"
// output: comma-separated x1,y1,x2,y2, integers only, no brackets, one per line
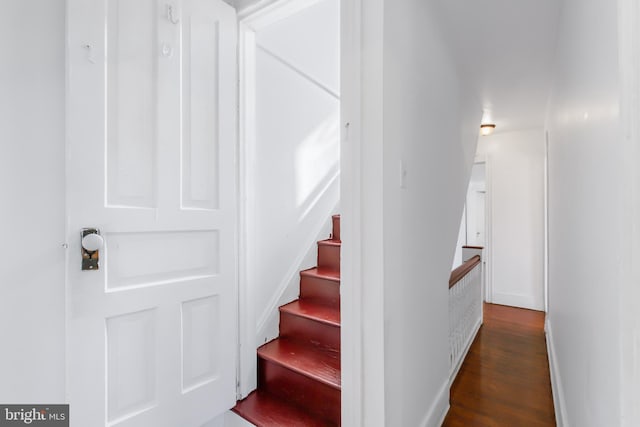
443,303,556,426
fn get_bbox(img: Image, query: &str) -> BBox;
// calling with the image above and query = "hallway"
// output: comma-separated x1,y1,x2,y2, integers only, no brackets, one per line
443,304,556,426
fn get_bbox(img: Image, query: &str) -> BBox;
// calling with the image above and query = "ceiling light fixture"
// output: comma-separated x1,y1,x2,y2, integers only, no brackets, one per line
480,123,496,136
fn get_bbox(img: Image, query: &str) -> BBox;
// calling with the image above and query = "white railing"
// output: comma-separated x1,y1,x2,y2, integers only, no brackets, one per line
449,254,483,382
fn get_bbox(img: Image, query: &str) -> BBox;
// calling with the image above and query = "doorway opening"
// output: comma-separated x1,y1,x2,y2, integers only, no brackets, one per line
237,0,341,398
465,162,487,248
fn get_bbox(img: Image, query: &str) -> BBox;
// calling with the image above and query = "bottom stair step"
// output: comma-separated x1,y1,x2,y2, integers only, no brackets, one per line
258,338,340,424
232,390,338,427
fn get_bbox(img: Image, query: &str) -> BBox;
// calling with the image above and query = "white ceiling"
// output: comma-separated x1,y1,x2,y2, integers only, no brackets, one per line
432,0,562,133
235,0,563,134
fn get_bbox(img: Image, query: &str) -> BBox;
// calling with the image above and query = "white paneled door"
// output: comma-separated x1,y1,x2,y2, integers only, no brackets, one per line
66,1,237,426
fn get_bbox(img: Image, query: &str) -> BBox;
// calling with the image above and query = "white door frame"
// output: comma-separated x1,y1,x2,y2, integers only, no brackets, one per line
618,0,640,424
236,0,330,400
237,1,365,423
482,159,492,304
544,131,549,313
471,159,492,303
340,0,363,424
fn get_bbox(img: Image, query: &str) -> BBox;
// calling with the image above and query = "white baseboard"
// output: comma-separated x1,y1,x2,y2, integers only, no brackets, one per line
492,291,544,311
420,379,450,427
545,318,568,427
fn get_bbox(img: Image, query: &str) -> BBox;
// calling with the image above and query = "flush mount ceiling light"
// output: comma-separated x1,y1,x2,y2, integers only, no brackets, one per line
480,123,496,136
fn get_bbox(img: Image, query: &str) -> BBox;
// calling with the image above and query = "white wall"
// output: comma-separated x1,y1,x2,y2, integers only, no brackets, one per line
0,1,66,402
382,1,481,417
250,0,340,343
476,129,545,311
545,0,622,425
350,0,481,424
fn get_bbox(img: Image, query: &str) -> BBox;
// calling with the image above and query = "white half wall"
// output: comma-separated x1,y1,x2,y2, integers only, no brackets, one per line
545,0,622,425
476,129,545,311
0,1,66,403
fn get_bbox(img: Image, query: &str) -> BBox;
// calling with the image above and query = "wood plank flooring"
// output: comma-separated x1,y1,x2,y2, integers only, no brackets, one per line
443,303,556,426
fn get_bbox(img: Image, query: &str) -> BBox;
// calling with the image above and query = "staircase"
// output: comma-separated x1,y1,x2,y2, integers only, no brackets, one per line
233,215,341,426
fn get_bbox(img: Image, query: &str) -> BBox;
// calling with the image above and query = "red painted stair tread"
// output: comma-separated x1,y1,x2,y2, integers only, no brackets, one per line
280,300,340,326
233,390,338,427
234,215,341,426
301,267,340,281
318,239,341,247
258,338,340,389
279,299,340,350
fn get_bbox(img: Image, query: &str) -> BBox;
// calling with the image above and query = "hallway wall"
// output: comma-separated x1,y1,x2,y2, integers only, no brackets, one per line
0,0,66,403
354,0,482,424
545,0,622,425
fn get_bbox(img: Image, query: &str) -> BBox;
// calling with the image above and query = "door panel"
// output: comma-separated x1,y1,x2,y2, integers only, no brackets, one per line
181,295,221,392
106,0,159,209
106,309,158,423
105,230,220,290
66,1,237,426
181,10,221,210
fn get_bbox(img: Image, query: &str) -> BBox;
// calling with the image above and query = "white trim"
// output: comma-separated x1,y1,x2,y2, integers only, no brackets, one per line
545,319,568,427
618,1,640,425
491,292,544,312
355,0,386,422
544,131,549,313
419,380,450,427
64,1,72,404
237,18,257,399
340,0,364,424
484,155,494,303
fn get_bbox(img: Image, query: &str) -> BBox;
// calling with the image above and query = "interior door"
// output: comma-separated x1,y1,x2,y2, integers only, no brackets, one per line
472,191,486,246
66,1,237,426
